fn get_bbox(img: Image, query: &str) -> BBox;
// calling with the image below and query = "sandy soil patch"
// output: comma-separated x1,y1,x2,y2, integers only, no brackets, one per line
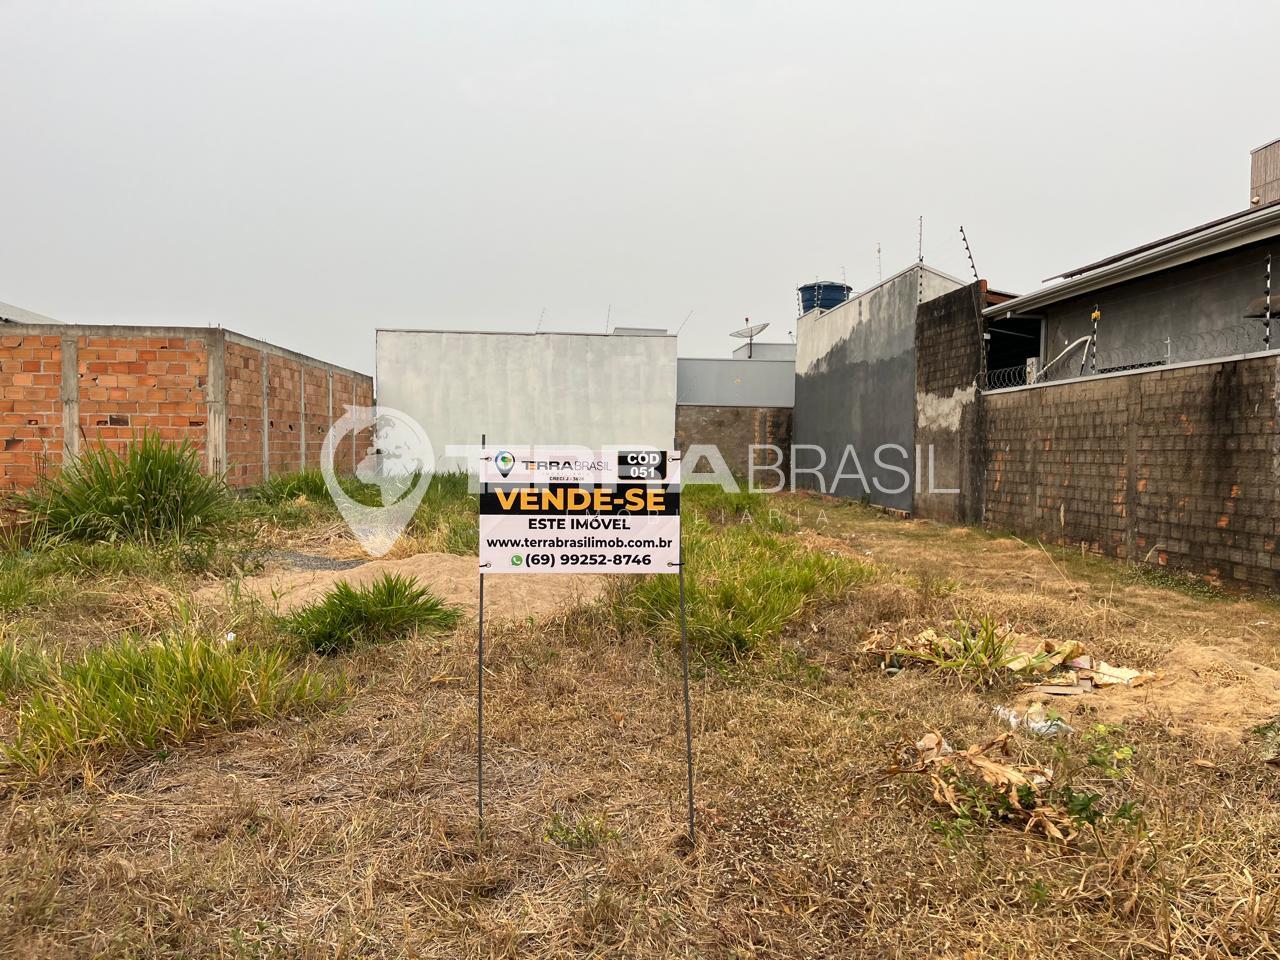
211,552,607,620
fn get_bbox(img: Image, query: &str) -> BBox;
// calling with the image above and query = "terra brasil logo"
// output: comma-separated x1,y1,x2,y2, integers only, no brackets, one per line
320,405,435,556
494,450,516,478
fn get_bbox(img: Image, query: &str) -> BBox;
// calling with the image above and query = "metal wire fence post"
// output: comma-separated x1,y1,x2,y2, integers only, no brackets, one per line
677,557,695,840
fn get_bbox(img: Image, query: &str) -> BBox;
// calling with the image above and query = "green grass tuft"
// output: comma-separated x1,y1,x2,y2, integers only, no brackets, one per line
544,811,619,850
407,472,478,555
3,633,333,773
247,470,336,505
0,562,51,613
19,434,235,546
283,573,461,655
0,639,50,701
617,516,871,662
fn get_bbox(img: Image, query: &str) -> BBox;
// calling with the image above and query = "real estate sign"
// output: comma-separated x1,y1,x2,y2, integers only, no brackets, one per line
479,447,680,574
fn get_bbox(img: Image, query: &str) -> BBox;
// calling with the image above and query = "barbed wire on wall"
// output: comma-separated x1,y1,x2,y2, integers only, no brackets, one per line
984,319,1276,391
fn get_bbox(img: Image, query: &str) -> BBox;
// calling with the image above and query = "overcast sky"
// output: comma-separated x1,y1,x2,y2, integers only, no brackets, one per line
2,1,1276,371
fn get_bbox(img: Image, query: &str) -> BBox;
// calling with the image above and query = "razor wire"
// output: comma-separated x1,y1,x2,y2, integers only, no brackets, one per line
984,319,1275,390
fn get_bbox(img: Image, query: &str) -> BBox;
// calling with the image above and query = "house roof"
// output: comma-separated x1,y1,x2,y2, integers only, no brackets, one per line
984,201,1280,319
0,300,63,324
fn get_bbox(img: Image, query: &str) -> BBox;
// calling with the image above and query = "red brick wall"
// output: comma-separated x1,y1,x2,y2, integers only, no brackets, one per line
77,335,209,456
3,327,373,493
267,355,303,478
330,371,356,475
353,374,375,477
0,333,63,492
224,341,265,487
304,364,329,470
221,338,374,487
983,355,1280,589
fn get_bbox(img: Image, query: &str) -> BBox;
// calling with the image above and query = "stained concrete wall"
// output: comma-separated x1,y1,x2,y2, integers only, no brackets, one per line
1039,238,1280,372
793,263,964,509
376,330,678,464
914,283,987,523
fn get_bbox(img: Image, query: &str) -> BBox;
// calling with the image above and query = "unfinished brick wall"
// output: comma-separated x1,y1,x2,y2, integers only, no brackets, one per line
983,355,1280,589
266,354,303,478
1,326,372,493
675,404,793,480
224,341,265,487
78,335,210,457
0,333,63,491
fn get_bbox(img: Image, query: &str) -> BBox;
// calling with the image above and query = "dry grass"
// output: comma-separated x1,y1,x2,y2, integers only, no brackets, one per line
0,493,1277,957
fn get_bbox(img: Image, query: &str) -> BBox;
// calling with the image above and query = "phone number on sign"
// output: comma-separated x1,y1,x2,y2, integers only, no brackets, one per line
519,553,654,568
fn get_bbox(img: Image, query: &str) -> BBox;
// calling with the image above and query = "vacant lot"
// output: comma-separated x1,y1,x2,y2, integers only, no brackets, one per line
1,458,1278,958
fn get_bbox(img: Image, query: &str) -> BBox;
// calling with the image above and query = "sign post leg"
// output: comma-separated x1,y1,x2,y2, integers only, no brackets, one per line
678,559,695,840
478,432,487,834
477,570,485,831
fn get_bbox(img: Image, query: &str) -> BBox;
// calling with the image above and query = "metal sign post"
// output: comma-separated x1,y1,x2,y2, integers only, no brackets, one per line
676,551,695,838
477,433,488,834
474,446,692,839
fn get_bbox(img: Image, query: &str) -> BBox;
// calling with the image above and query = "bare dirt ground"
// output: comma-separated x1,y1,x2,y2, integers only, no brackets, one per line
794,514,1280,743
209,551,607,620
3,495,1278,958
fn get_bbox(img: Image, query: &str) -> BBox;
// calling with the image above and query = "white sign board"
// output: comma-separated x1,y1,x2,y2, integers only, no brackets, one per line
479,447,680,574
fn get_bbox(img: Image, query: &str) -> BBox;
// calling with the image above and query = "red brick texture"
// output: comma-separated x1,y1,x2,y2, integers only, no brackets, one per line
78,335,209,456
224,341,265,487
1,327,372,493
221,336,373,487
0,333,63,491
983,355,1280,589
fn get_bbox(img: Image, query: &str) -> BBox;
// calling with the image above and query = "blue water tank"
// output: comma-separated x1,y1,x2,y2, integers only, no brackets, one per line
798,281,853,314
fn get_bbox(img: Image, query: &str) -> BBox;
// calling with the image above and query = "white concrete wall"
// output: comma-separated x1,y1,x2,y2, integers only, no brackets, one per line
376,330,677,465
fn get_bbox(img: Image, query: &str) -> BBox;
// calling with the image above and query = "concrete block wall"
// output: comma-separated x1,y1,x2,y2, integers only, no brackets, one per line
983,354,1280,589
913,283,986,523
0,326,372,493
675,404,793,480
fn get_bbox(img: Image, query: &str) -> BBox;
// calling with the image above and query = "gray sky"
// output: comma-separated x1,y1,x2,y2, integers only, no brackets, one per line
2,1,1276,372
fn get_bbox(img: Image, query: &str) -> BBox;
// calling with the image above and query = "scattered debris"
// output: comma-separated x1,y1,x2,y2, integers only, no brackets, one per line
865,621,1154,696
994,703,1073,737
1258,718,1280,766
886,731,1078,842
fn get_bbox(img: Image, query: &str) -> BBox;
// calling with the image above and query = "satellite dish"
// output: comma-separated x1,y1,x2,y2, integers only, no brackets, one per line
730,320,770,359
730,321,770,340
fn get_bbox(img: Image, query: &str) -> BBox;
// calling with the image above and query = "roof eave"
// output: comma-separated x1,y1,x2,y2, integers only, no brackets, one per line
982,204,1280,319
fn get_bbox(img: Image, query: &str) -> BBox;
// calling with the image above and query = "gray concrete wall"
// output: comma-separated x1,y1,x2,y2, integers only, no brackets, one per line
1041,238,1279,374
676,358,794,407
376,330,678,465
793,264,963,509
731,342,796,361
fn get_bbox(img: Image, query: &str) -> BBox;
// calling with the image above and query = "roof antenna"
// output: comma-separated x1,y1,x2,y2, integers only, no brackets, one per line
917,216,924,263
675,309,694,335
960,225,980,282
535,306,547,333
876,243,882,282
604,303,611,334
